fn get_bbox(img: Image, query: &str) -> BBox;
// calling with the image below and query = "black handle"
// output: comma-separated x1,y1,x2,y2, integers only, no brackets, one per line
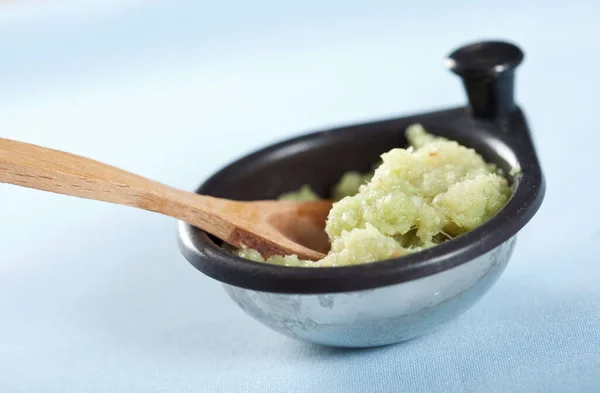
445,40,524,119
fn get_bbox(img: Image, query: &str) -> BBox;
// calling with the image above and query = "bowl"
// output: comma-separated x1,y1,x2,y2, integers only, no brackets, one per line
178,40,545,347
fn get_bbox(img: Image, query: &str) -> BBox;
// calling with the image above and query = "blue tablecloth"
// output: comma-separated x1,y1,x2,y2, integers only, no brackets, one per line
1,1,598,392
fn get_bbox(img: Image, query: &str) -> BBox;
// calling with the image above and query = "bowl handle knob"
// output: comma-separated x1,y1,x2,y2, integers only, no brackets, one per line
445,40,524,119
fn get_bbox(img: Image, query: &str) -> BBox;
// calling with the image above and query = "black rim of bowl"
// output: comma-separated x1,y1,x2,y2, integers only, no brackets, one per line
178,106,546,294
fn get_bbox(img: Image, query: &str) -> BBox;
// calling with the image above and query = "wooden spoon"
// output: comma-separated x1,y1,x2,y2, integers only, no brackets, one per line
0,138,331,261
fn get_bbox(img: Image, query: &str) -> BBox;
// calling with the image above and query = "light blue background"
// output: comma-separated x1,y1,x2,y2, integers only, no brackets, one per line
1,1,599,392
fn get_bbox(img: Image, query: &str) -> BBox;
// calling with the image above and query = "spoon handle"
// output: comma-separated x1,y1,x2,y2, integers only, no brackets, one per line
0,137,236,234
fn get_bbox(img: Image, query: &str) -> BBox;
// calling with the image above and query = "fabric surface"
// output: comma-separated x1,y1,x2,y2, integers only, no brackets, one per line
1,1,599,392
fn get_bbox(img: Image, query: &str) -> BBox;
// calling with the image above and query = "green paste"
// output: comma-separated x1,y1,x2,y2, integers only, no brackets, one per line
233,124,512,267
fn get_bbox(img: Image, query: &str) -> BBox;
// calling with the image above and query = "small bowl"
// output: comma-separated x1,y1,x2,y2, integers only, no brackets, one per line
178,40,545,347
